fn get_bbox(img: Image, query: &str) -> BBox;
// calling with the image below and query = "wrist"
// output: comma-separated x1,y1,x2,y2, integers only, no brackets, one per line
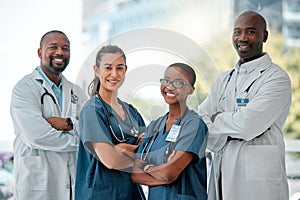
66,117,73,127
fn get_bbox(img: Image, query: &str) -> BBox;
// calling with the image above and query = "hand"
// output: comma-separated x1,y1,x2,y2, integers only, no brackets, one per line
46,117,73,131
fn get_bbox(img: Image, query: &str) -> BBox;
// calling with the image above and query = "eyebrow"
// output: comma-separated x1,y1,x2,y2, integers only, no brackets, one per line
103,63,125,66
234,27,256,31
164,76,186,81
47,42,70,47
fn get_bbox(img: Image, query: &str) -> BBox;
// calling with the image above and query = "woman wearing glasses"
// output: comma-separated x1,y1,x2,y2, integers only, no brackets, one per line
75,45,145,200
132,63,208,200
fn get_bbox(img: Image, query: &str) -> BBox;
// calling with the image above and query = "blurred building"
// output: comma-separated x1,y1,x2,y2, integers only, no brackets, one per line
81,0,300,51
233,0,300,49
81,0,233,48
282,0,300,49
233,0,282,31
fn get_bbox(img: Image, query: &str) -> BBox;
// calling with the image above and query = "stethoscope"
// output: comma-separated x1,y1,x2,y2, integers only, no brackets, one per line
41,87,78,104
140,109,188,163
41,86,78,114
218,69,235,102
96,93,140,143
41,87,57,105
219,68,263,104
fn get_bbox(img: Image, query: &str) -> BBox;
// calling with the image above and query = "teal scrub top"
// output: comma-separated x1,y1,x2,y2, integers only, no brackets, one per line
75,96,146,200
136,109,208,200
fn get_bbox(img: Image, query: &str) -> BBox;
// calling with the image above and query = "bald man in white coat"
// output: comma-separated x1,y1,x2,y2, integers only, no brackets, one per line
198,11,291,200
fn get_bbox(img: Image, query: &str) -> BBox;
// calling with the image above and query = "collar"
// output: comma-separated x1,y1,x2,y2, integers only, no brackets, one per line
36,66,63,89
235,53,272,74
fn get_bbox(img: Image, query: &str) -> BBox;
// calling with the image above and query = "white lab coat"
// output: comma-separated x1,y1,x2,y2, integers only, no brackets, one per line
10,67,87,200
198,54,291,200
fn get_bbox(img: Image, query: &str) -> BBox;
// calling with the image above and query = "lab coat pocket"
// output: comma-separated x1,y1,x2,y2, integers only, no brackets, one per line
15,156,47,190
245,145,283,181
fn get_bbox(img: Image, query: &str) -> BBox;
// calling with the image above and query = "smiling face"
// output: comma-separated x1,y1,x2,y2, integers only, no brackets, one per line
232,12,268,63
160,66,194,106
38,32,70,74
94,53,127,94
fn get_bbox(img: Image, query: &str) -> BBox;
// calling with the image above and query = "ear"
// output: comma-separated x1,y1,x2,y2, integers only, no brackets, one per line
188,86,195,95
263,30,268,43
93,65,99,76
38,48,42,58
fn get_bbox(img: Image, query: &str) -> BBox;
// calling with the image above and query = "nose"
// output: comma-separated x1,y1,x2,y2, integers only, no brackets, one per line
238,31,248,42
111,68,117,77
55,47,64,55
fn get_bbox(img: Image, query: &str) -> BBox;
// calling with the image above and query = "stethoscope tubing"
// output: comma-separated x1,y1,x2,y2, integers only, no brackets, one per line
96,93,139,143
140,109,188,163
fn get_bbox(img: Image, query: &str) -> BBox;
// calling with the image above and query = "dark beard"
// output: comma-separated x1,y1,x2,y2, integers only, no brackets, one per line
49,56,68,73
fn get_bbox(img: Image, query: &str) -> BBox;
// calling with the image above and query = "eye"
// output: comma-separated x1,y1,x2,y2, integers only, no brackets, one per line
173,81,184,88
160,79,170,86
62,47,70,51
49,46,57,50
104,66,112,70
117,66,125,71
233,30,240,36
247,30,256,35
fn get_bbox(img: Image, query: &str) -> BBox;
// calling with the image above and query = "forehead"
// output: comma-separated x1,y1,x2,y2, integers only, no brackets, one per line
42,33,70,46
164,67,189,80
234,14,261,30
99,53,125,64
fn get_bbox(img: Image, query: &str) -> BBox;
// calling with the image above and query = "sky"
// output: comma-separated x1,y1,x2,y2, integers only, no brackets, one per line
0,0,85,149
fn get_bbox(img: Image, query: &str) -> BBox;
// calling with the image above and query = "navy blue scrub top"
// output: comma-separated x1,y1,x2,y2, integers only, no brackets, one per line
75,96,146,200
136,109,208,200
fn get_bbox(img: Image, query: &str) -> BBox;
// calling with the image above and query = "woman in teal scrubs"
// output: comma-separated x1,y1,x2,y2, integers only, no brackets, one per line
75,45,145,200
132,63,208,200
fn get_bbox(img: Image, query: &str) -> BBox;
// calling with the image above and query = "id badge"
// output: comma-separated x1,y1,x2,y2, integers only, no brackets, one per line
166,125,181,142
236,98,249,106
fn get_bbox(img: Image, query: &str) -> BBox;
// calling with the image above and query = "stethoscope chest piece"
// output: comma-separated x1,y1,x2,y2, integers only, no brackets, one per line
131,127,139,137
97,93,140,142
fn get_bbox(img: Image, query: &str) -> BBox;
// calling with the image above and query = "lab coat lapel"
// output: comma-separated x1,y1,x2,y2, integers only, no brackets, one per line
33,69,57,103
239,68,262,93
61,76,73,116
239,55,271,93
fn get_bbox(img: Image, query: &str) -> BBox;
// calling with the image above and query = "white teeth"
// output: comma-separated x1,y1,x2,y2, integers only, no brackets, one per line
108,80,119,83
238,44,249,49
54,58,63,62
166,93,175,97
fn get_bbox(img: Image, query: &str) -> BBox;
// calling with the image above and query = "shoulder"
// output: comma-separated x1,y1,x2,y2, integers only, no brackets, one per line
147,115,166,129
62,76,88,100
13,70,40,93
258,63,291,90
269,63,290,80
185,110,206,124
121,101,142,116
63,76,86,93
262,53,290,80
210,69,234,89
182,110,208,132
82,97,104,110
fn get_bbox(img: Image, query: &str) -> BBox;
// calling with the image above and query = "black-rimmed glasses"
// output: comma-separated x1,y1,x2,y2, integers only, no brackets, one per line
160,79,191,89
